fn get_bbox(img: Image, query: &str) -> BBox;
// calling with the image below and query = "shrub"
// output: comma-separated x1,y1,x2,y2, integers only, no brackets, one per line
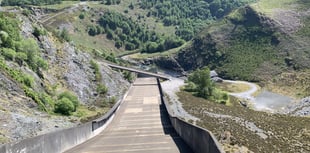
55,97,75,115
36,57,48,70
58,91,79,111
79,13,85,19
184,82,197,92
59,28,70,41
97,84,108,95
22,74,34,88
33,26,46,38
185,67,228,104
15,52,27,66
90,60,101,81
1,48,16,60
39,93,54,109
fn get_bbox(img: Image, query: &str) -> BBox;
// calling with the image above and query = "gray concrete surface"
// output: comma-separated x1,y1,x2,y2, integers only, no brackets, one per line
106,63,170,80
158,79,224,153
65,77,193,153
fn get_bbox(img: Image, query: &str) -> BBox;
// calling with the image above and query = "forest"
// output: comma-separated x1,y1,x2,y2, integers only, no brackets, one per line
139,0,255,40
91,11,184,53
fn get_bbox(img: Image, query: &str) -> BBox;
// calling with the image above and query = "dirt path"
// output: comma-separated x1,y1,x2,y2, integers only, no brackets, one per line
40,2,87,24
224,80,259,102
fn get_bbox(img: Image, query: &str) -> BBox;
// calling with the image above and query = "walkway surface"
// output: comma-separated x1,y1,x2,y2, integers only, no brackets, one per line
106,63,170,80
65,77,193,153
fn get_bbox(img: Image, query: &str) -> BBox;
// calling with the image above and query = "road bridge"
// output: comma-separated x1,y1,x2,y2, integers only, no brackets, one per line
65,77,193,153
106,63,170,80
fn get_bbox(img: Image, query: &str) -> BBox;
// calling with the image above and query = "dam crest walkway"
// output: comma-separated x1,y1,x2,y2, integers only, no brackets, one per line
65,77,193,153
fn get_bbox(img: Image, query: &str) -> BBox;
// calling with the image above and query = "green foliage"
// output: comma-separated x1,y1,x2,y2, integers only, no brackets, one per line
104,0,121,5
98,11,183,52
90,60,101,81
139,0,255,40
39,93,54,109
180,6,283,81
105,52,117,63
59,28,70,42
16,38,48,71
22,74,34,88
15,52,27,66
87,25,102,36
79,13,85,20
185,67,228,104
0,13,54,114
0,59,49,112
123,71,133,82
33,26,46,38
187,67,214,98
97,84,108,95
58,91,79,112
23,86,48,112
297,16,310,37
0,13,21,48
55,97,75,115
1,48,16,60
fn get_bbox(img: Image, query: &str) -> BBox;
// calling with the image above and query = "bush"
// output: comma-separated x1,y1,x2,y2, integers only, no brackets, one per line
90,60,101,81
36,57,48,70
33,26,46,38
185,67,228,104
15,52,27,66
55,97,75,115
60,28,70,42
97,84,108,95
1,48,16,60
22,74,34,88
79,13,85,19
39,93,54,109
58,91,79,111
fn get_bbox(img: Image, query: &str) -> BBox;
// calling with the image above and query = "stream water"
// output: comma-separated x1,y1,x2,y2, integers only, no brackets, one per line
253,90,293,112
134,62,294,113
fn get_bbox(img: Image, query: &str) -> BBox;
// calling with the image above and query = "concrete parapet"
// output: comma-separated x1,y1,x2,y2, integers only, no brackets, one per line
0,86,131,153
157,78,224,153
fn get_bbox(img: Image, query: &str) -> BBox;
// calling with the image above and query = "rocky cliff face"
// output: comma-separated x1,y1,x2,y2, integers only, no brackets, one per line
0,13,129,144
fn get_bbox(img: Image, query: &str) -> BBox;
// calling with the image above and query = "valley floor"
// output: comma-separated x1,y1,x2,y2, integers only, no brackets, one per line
163,78,310,153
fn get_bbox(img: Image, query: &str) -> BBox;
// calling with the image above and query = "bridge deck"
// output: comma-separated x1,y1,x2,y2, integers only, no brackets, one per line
106,63,170,80
65,77,193,153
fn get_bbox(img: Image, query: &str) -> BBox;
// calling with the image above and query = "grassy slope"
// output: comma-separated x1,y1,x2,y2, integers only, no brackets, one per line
178,91,310,152
43,1,176,56
167,0,310,97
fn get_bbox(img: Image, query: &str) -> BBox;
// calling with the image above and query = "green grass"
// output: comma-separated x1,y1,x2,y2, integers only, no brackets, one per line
87,0,176,36
251,0,297,15
215,82,252,93
72,105,109,123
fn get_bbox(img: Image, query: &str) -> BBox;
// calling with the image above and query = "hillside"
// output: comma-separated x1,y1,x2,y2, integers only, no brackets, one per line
0,0,309,151
0,11,129,143
152,0,310,98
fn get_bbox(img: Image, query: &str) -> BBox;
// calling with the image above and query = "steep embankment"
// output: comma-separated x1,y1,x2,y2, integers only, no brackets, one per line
0,11,129,144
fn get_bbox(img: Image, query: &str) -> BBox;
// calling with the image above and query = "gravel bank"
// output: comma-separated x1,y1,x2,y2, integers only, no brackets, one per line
161,78,199,122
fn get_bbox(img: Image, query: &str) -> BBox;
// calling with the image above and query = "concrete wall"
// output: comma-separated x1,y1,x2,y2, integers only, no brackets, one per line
157,78,224,153
0,123,92,153
0,86,130,153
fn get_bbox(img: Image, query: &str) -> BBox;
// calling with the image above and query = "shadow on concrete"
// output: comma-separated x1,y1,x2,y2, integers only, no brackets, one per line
159,103,194,153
